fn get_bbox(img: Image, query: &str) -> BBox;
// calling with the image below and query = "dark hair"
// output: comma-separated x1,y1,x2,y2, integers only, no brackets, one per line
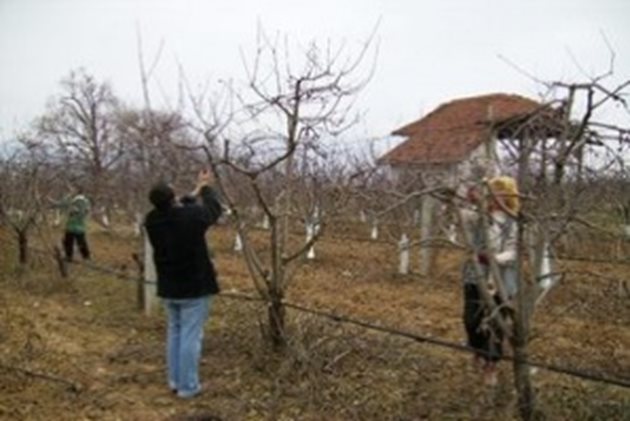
149,182,175,210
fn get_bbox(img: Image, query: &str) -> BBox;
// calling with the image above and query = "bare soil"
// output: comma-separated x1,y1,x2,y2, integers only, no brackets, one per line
0,222,629,420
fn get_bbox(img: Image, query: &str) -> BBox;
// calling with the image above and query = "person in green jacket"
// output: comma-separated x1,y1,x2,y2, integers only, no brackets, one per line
53,188,91,262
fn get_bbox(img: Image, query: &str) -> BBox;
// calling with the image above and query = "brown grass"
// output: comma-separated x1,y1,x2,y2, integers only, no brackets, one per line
0,222,629,420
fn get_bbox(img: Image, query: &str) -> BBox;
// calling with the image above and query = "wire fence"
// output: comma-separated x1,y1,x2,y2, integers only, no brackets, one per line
23,246,628,391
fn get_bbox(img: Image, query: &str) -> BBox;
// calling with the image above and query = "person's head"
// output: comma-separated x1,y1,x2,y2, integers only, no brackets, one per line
488,176,520,215
149,182,175,211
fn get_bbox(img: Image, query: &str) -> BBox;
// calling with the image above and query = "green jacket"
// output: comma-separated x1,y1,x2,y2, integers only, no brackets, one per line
57,195,91,233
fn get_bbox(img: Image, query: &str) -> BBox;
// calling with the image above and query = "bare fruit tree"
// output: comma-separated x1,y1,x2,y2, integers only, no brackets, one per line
0,139,59,265
194,28,377,348
469,59,630,419
35,68,123,223
371,51,630,420
113,107,200,229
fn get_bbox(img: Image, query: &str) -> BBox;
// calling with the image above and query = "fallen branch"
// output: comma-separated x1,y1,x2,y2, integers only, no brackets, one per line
0,362,82,393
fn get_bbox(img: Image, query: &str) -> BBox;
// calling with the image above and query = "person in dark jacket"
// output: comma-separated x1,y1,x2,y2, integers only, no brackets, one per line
144,169,223,398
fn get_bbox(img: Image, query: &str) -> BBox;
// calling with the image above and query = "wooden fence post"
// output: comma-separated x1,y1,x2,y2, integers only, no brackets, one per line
53,246,68,278
131,253,145,311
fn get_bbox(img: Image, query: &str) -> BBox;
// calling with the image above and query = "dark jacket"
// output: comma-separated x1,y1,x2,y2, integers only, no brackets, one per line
144,186,223,299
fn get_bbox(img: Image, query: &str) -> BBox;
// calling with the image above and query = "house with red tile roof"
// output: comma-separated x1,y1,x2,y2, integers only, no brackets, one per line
380,93,556,185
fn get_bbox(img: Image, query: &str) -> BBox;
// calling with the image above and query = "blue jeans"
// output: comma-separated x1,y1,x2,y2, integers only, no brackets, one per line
162,295,212,398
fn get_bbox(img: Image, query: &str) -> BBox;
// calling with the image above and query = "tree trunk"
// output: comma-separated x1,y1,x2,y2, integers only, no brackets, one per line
513,247,537,420
553,161,565,185
267,288,286,350
512,314,535,421
54,246,68,278
18,230,28,265
514,134,537,420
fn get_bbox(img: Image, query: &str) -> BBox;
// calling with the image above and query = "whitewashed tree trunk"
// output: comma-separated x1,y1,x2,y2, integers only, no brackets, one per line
413,209,420,226
233,232,243,252
9,209,24,221
101,208,110,228
536,241,559,305
305,223,315,260
370,220,379,240
419,196,436,276
398,233,410,275
53,209,61,227
359,209,367,223
539,242,556,289
312,206,321,235
143,229,157,315
260,214,270,230
446,223,457,242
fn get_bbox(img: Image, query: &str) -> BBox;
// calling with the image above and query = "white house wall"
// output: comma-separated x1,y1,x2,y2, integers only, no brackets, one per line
385,137,499,189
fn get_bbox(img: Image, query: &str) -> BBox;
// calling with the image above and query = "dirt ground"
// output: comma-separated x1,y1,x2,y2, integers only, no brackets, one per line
0,221,629,420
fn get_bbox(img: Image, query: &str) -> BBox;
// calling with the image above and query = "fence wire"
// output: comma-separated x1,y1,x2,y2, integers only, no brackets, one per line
32,248,627,391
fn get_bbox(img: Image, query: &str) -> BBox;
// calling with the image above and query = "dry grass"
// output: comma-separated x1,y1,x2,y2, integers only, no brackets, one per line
0,222,629,420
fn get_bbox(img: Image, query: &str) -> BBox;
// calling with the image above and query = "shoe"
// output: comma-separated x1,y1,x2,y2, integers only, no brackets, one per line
177,383,204,399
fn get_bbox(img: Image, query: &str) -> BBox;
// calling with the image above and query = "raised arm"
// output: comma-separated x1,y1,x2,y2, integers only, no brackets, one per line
193,169,223,227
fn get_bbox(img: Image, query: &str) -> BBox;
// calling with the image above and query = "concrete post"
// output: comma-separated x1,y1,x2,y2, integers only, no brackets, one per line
143,229,157,315
399,233,410,275
419,196,436,276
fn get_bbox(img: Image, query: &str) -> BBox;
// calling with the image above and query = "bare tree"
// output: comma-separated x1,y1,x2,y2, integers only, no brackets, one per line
0,139,59,265
112,107,200,227
365,48,630,420
193,28,377,348
472,52,630,419
36,69,122,220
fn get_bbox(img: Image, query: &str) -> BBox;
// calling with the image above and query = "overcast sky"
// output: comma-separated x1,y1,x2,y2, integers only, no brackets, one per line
1,0,629,149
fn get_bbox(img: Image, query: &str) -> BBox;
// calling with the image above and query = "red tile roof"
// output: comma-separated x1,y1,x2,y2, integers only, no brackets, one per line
381,93,548,165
